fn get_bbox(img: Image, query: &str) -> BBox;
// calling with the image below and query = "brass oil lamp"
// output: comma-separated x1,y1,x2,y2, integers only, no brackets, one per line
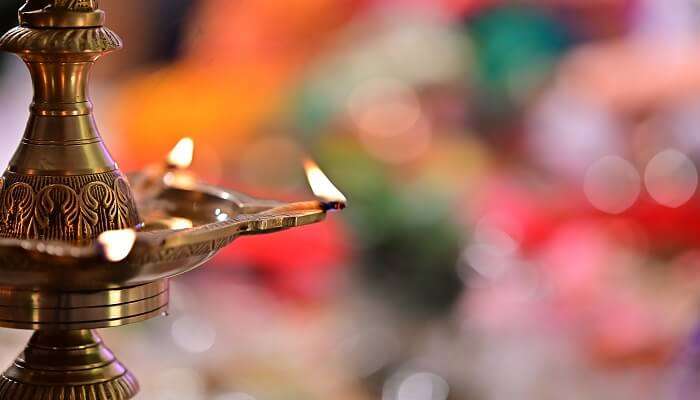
0,1,345,398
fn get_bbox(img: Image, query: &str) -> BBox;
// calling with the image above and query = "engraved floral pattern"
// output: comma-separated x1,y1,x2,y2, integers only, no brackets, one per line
114,177,133,229
35,184,80,229
3,182,35,238
78,181,112,238
0,176,139,241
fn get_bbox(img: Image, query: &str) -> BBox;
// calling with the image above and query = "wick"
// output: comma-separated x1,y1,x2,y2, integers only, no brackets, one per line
320,200,347,212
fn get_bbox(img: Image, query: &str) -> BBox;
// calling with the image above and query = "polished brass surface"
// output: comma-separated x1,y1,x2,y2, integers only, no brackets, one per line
0,0,139,241
0,280,168,330
0,179,326,290
0,329,138,399
0,1,338,399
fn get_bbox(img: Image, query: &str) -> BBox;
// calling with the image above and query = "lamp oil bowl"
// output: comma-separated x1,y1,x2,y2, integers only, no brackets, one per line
0,2,345,399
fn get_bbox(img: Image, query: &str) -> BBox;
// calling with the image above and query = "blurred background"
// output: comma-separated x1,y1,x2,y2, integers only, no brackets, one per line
4,0,700,398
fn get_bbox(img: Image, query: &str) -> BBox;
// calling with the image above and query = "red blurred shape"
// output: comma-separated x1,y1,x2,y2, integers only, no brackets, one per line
215,216,351,301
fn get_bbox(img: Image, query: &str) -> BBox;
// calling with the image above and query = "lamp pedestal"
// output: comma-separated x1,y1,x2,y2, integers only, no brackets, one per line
0,329,138,399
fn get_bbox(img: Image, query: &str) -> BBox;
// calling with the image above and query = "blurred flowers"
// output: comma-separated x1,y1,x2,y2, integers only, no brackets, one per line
218,218,350,301
88,0,700,398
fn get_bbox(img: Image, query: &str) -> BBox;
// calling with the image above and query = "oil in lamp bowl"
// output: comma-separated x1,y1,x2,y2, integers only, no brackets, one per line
0,1,344,399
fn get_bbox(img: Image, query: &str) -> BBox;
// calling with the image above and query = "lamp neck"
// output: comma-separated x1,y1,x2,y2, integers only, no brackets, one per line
27,57,96,117
0,2,142,241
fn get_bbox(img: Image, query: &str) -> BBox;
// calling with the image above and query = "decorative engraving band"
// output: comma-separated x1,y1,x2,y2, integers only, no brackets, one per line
0,26,121,54
22,0,99,12
133,230,238,265
54,0,99,11
0,373,139,400
0,171,141,241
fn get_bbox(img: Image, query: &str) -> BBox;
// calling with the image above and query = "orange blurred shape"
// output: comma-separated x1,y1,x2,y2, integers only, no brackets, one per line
111,62,293,172
188,0,367,61
110,0,368,171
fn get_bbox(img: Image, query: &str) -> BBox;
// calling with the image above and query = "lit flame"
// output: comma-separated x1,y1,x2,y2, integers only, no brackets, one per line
304,159,346,202
98,229,136,262
167,137,194,169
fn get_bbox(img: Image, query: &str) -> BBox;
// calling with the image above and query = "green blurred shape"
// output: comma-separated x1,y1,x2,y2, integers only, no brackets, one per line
316,139,464,318
467,6,573,128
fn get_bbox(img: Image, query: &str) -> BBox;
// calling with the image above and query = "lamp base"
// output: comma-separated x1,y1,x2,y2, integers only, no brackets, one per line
0,329,138,399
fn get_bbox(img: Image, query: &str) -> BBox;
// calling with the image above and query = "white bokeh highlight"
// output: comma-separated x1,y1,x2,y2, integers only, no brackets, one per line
384,371,450,400
584,156,641,214
171,315,217,353
644,149,698,207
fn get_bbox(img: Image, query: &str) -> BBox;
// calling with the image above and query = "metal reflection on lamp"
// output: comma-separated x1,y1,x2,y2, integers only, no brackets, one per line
0,2,345,399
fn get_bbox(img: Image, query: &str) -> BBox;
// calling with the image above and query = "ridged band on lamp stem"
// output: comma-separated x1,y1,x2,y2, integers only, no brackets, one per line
0,280,169,330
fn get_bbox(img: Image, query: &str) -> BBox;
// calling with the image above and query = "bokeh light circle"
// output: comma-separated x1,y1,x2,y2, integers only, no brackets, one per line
347,78,432,164
644,149,698,207
462,244,513,281
171,315,217,353
384,371,450,400
347,78,422,136
584,156,641,214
